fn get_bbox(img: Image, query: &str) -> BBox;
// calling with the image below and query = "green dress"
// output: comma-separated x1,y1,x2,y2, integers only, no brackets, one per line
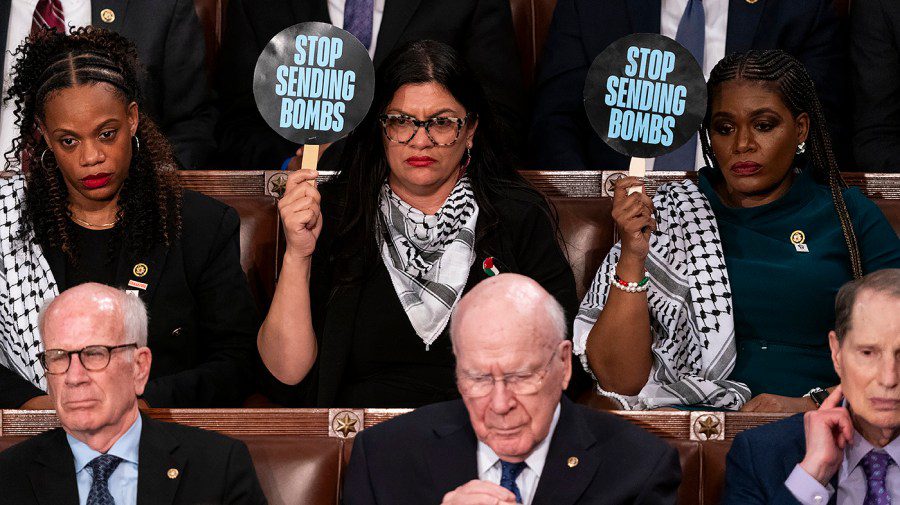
697,167,900,398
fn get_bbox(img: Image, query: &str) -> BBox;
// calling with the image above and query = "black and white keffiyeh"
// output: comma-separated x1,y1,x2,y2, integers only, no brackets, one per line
0,174,57,390
379,177,478,348
573,180,750,410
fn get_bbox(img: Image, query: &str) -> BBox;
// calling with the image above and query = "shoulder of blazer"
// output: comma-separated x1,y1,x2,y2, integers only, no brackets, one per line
141,414,239,459
0,427,67,469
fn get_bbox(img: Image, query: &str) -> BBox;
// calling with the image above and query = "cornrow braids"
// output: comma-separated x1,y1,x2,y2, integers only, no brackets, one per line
4,26,181,263
699,50,862,279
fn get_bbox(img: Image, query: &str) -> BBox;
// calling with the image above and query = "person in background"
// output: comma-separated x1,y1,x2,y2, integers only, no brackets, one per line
0,27,258,409
343,274,680,505
850,0,900,172
0,284,268,505
574,50,900,412
258,40,577,408
724,269,899,504
531,0,850,171
0,0,216,169
215,0,525,170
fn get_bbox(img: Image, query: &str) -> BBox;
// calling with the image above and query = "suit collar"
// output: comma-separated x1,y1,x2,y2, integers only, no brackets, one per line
91,0,130,31
531,397,601,505
725,0,766,54
29,428,80,505
136,414,184,505
116,241,168,308
425,401,479,497
373,0,421,67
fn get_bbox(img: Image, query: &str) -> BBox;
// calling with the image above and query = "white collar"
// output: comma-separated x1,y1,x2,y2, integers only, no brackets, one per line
477,403,562,478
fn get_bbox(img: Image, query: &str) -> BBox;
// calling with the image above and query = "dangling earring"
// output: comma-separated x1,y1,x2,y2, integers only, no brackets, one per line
460,146,472,170
39,148,54,170
796,141,806,155
132,135,141,156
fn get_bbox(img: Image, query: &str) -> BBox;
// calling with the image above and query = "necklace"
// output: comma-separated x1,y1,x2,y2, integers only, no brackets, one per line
70,214,117,229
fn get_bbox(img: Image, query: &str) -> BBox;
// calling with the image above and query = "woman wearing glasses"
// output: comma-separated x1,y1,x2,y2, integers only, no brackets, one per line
259,40,577,408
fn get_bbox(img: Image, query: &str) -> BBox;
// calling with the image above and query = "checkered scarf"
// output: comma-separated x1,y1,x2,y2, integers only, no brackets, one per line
379,177,478,349
573,180,750,410
0,174,58,390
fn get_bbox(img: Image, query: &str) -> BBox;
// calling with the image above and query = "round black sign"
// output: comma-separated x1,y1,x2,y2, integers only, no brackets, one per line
583,33,707,158
253,22,376,145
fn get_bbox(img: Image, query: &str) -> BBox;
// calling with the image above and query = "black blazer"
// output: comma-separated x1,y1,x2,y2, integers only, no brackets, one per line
851,0,900,172
530,0,850,171
724,414,837,504
0,190,259,408
343,396,681,504
0,413,268,505
0,0,216,169
214,0,526,169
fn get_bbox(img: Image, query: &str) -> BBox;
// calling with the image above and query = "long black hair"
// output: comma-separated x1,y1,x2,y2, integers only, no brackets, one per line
329,39,547,284
5,26,181,262
699,50,862,278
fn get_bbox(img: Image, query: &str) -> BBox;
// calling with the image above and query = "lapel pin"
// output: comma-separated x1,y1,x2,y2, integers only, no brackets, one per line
482,257,499,277
100,8,115,23
745,0,758,4
133,263,148,277
167,468,179,479
790,230,809,253
567,456,579,468
128,279,148,290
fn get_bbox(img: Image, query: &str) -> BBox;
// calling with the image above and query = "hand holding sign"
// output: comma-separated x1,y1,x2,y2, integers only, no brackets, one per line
254,22,375,173
584,34,707,193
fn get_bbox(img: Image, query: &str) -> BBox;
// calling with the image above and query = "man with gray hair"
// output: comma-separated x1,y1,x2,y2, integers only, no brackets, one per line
344,273,680,504
0,283,267,505
724,269,900,504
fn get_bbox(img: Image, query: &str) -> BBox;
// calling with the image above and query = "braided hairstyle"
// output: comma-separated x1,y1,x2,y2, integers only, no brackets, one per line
699,50,862,278
5,26,181,262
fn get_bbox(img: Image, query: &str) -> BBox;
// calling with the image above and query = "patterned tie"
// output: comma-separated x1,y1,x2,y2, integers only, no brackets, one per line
861,451,894,505
86,454,123,505
343,0,374,49
655,0,705,171
500,461,527,504
30,0,66,38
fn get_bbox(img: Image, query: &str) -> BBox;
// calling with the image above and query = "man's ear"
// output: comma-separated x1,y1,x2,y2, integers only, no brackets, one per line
132,347,152,396
829,331,843,380
559,340,572,390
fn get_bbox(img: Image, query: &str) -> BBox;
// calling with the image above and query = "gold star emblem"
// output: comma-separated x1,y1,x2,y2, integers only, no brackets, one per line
334,413,358,437
167,468,179,479
697,416,720,439
268,173,288,198
100,8,115,23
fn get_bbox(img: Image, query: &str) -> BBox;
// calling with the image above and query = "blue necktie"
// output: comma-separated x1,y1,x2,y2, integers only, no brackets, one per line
500,461,527,504
655,0,705,171
861,451,894,505
86,454,123,505
343,0,374,49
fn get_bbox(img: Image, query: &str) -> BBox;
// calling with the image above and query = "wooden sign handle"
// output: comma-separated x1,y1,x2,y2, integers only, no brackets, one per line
301,144,320,186
627,157,647,195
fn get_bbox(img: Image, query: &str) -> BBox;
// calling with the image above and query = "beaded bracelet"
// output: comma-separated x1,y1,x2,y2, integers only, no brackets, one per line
610,270,650,293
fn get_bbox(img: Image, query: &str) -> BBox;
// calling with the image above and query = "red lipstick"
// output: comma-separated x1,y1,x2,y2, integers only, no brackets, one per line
405,156,437,168
80,173,113,190
730,162,762,176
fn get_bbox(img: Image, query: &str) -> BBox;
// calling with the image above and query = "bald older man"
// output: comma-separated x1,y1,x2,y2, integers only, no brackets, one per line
343,274,680,505
0,283,266,505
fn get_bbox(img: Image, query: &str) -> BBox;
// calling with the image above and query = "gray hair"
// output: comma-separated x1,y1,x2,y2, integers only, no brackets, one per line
834,268,900,343
38,286,148,348
449,287,568,347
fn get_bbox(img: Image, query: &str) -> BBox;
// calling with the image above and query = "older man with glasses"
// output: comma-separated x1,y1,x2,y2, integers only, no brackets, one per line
342,273,680,505
0,283,267,505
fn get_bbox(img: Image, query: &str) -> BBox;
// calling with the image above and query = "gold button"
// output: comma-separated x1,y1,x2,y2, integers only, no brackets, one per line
567,456,579,468
100,8,115,23
167,468,178,479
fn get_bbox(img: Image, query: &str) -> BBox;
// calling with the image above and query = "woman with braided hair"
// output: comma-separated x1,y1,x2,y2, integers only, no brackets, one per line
0,27,258,408
574,50,900,412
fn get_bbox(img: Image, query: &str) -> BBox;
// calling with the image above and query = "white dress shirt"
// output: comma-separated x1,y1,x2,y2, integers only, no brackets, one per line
327,0,385,58
0,0,91,170
477,403,561,505
650,0,728,172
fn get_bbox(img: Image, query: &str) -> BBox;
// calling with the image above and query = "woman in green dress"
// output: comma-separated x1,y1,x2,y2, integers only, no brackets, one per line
574,50,900,412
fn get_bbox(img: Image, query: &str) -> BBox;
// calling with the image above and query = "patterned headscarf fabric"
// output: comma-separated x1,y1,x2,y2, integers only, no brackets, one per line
0,174,58,390
379,177,478,349
573,180,750,410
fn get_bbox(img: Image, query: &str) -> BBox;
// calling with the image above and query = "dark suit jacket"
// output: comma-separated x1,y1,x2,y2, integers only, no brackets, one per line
214,0,525,169
0,413,267,505
851,0,900,172
0,190,259,408
530,0,850,171
0,0,216,169
724,414,838,504
343,396,681,504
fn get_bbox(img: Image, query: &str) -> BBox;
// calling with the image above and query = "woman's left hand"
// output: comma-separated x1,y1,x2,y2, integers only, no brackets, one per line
740,393,817,413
